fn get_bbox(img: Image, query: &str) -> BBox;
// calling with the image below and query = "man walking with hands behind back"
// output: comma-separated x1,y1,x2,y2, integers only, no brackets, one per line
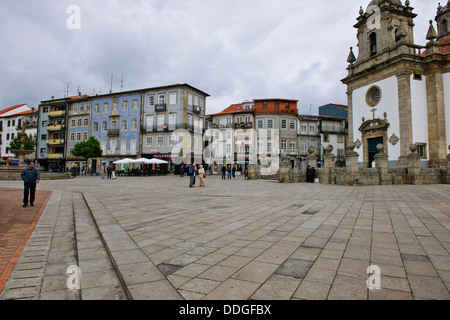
21,161,40,207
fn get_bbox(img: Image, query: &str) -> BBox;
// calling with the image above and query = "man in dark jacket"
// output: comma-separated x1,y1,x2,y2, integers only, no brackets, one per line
221,165,226,180
21,161,40,207
186,164,195,187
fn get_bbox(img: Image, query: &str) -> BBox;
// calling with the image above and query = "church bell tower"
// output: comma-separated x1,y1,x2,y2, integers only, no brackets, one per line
342,0,450,169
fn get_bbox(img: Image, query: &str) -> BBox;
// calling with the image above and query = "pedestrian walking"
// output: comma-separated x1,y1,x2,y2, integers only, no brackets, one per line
227,165,232,179
180,165,184,177
107,164,112,179
187,164,195,187
221,165,226,180
101,164,106,179
198,165,205,187
232,166,236,178
308,166,316,183
112,166,116,180
21,161,40,207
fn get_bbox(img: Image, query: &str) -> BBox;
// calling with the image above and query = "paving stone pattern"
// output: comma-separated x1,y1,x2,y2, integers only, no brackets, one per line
0,175,449,300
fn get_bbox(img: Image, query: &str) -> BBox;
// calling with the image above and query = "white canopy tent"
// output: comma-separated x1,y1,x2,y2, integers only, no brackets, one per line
113,158,134,164
148,158,168,164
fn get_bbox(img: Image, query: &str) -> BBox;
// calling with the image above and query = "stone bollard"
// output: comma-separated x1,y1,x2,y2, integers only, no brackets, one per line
344,142,359,186
279,154,291,183
374,144,390,185
303,147,317,183
407,144,421,184
247,163,260,180
323,145,336,184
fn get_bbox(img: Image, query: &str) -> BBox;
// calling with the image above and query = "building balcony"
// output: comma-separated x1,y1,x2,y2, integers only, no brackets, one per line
48,153,64,159
155,104,167,112
193,105,202,114
107,129,120,137
47,139,65,146
48,124,65,131
109,110,120,118
234,122,253,129
48,110,66,118
69,110,90,116
141,125,156,133
320,126,346,134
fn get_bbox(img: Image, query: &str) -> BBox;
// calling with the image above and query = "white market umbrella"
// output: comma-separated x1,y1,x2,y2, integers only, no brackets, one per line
148,158,168,164
130,158,154,164
113,158,134,164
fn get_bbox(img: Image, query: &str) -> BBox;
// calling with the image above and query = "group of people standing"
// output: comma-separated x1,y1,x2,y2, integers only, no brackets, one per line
100,164,116,180
183,164,206,188
221,165,236,180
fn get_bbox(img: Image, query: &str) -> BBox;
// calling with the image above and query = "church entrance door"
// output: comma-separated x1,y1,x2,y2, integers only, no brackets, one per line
368,137,383,168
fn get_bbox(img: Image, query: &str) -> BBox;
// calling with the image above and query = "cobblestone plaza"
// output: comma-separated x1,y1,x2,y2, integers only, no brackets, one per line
0,174,449,300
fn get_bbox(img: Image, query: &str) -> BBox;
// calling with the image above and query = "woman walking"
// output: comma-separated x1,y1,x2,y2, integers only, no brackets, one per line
198,165,205,187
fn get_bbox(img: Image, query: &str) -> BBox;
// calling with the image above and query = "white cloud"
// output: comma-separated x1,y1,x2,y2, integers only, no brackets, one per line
0,0,440,114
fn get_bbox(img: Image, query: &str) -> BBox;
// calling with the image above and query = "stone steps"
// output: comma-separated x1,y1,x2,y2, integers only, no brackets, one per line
0,191,127,300
72,192,127,300
81,192,182,300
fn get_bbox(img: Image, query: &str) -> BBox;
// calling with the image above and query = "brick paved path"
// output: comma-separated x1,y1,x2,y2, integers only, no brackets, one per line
0,187,52,293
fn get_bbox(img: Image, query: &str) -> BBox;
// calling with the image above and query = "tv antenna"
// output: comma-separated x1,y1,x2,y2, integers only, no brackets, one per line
65,82,71,97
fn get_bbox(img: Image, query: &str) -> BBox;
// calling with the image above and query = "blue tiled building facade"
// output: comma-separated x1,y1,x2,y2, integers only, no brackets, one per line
62,84,209,173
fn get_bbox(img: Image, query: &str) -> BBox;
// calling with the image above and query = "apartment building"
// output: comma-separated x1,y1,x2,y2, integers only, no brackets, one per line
0,104,38,163
208,98,299,173
141,84,210,171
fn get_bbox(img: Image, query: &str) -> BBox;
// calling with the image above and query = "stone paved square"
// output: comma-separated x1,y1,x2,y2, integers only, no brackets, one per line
1,175,450,300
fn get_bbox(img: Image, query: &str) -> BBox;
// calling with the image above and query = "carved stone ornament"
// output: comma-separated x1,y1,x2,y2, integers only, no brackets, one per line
355,139,362,149
389,133,399,146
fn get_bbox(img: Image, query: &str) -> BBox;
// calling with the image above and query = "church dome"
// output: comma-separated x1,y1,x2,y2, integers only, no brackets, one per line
367,0,402,8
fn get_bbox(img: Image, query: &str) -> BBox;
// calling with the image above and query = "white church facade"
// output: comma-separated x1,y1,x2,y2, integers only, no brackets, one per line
342,0,450,168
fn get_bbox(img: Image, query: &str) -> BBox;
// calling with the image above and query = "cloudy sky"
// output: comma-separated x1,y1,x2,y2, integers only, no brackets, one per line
0,0,438,115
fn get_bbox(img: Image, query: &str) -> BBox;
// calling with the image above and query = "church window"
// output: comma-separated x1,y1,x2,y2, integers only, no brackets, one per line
370,32,377,55
443,20,448,33
416,143,427,159
366,86,382,107
395,28,401,42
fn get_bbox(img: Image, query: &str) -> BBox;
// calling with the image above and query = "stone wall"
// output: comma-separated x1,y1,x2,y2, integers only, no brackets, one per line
248,144,450,186
0,166,73,181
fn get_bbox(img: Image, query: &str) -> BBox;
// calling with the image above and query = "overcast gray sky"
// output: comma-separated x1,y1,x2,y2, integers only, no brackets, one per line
0,0,438,115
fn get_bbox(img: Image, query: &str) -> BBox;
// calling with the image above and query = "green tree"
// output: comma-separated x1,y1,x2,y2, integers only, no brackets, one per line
9,134,36,152
72,136,103,162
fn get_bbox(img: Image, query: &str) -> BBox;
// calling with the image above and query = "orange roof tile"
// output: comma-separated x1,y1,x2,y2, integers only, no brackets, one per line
0,104,28,116
209,103,252,116
420,38,450,57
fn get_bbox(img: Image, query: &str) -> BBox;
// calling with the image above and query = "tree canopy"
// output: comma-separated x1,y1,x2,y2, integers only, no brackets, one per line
9,134,35,152
72,136,103,159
